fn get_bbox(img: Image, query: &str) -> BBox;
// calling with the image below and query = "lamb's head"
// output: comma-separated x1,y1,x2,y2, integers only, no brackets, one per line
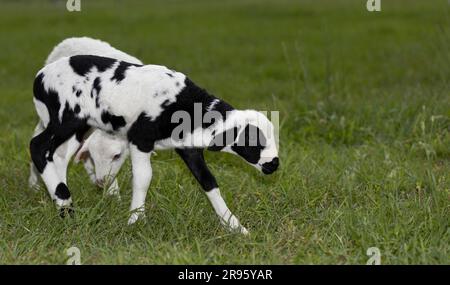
208,110,279,174
75,130,129,186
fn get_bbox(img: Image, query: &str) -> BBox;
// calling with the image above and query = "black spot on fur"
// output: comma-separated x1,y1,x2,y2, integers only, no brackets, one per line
59,102,90,147
55,183,71,200
75,125,91,142
175,81,180,87
208,127,239,151
166,72,173,78
231,124,266,164
74,104,80,114
127,78,234,153
30,127,52,173
92,77,101,107
101,111,126,131
111,61,143,83
69,55,116,77
31,73,89,173
33,73,60,121
127,113,155,153
30,74,61,172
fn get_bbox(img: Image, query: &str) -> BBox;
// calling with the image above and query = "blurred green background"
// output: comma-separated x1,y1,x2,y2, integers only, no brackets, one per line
0,0,449,264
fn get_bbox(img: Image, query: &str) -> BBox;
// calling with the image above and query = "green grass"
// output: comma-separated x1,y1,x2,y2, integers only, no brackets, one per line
0,0,449,264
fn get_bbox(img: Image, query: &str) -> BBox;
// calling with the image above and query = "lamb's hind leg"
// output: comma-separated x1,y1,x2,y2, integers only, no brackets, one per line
30,123,88,217
29,121,83,189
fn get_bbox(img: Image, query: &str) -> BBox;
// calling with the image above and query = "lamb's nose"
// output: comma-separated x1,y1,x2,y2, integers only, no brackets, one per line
262,157,279,174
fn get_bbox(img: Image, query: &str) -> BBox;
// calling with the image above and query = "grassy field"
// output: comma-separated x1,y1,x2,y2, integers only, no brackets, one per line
0,0,449,264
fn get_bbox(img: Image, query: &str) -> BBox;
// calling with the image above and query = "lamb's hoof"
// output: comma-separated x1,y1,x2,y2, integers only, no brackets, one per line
239,226,250,235
127,211,146,225
106,189,121,200
59,206,74,218
231,225,249,235
224,216,249,235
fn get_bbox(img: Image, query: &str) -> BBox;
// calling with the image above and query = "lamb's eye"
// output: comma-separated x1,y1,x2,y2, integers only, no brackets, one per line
112,153,121,161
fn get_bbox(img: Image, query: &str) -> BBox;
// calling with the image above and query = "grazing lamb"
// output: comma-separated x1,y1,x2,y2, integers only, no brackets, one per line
29,37,142,196
30,55,279,234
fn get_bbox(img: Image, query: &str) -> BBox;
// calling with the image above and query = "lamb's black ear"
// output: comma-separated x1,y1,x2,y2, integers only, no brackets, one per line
208,127,239,151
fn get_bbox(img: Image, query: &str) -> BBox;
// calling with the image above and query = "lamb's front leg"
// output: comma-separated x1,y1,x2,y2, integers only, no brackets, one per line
29,121,45,190
128,144,152,225
176,148,248,235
